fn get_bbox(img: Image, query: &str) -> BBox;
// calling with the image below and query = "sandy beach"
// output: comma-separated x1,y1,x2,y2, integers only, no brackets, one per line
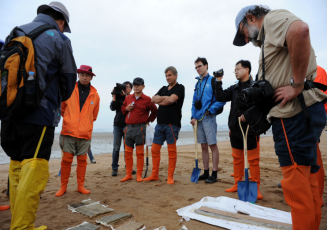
0,131,326,230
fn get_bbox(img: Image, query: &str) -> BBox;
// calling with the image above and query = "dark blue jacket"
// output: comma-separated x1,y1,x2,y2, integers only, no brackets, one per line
4,14,77,127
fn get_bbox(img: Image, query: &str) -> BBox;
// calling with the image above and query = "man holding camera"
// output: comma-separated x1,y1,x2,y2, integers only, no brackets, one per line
144,66,185,184
120,78,157,182
191,57,226,183
215,60,262,200
233,5,327,229
110,81,134,176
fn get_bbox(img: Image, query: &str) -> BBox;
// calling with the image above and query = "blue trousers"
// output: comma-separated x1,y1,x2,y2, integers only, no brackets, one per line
272,102,326,173
111,126,124,170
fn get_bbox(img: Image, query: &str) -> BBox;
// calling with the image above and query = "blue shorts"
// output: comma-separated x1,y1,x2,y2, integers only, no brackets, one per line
197,114,217,145
272,102,326,173
153,124,180,145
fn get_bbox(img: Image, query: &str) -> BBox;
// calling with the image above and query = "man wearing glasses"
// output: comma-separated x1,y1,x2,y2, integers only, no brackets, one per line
191,57,225,183
120,78,157,182
110,81,134,176
233,5,327,229
214,60,262,200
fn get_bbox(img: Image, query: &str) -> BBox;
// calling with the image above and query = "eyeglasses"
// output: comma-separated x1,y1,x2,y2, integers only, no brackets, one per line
233,67,245,73
195,65,203,70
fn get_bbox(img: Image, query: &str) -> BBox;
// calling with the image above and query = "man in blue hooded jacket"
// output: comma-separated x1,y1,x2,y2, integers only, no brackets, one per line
191,57,225,183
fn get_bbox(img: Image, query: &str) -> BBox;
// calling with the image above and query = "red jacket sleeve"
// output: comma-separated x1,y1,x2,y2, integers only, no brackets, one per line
121,96,128,115
147,100,158,123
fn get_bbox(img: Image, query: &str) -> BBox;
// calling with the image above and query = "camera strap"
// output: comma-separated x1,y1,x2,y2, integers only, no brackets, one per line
196,74,209,101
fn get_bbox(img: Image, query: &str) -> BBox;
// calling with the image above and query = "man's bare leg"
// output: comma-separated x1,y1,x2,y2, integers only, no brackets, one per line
209,143,219,171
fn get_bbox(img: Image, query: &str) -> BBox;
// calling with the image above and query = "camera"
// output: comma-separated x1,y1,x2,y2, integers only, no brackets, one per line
241,80,274,103
213,68,224,78
111,83,126,95
194,100,202,110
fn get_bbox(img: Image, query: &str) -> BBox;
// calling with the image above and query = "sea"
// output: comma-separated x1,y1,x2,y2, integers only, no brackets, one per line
0,131,272,164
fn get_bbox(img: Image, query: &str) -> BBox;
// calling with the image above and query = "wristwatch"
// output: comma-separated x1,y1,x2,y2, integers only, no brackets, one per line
290,78,305,88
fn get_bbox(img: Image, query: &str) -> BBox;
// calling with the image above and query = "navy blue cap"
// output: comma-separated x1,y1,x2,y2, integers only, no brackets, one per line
133,77,144,85
233,5,256,46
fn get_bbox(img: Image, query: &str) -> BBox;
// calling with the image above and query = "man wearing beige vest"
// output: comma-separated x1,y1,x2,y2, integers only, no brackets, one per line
233,5,327,230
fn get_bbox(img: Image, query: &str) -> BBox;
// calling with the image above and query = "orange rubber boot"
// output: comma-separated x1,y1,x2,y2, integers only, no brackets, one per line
167,143,177,184
121,145,134,182
248,148,262,200
0,205,10,211
281,165,315,230
309,173,322,230
55,152,73,197
144,143,161,181
316,143,325,207
76,154,90,194
136,145,144,182
226,148,244,192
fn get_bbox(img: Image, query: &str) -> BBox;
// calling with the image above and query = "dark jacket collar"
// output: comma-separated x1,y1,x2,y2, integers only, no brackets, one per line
78,81,90,90
33,13,60,31
235,77,253,89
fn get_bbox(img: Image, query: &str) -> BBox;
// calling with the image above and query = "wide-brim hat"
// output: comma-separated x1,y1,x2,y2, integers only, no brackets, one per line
233,5,256,46
37,1,71,33
77,65,96,76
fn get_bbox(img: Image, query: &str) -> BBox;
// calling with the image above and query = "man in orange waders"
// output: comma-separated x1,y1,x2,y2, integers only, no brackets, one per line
55,65,100,196
215,60,262,199
233,5,327,230
144,66,185,184
120,78,157,182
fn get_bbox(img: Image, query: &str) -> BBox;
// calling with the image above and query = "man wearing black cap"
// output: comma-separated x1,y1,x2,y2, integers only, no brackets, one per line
233,5,327,229
120,78,158,182
1,2,76,229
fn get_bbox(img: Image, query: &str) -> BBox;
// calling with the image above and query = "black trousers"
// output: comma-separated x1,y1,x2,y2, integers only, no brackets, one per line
230,130,258,151
1,120,55,161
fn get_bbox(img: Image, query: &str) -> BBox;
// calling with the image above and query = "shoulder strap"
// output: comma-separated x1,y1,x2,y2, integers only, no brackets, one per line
27,24,56,40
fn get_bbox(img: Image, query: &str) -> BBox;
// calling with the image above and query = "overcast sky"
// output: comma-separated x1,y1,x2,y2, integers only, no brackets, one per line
1,0,326,132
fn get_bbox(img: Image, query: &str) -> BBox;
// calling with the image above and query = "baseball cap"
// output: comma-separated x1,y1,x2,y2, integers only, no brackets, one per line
233,5,256,46
133,77,144,85
37,2,71,33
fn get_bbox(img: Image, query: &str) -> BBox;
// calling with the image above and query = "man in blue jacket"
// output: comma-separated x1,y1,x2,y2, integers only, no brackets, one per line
1,2,76,229
191,57,225,183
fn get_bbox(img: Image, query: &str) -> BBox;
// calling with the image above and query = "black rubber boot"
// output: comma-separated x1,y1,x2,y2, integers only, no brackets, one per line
198,169,209,180
205,171,218,183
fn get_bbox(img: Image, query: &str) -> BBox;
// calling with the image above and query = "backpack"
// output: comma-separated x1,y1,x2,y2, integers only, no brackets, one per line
0,24,55,120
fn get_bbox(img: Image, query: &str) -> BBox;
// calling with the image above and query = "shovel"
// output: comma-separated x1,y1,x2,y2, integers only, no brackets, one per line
191,120,201,183
237,117,258,203
143,146,149,178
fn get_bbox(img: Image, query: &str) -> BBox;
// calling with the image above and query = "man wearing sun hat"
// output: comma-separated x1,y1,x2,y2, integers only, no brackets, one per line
55,65,100,197
0,2,76,229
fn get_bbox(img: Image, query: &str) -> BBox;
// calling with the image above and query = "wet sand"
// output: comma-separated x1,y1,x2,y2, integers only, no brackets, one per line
0,131,326,229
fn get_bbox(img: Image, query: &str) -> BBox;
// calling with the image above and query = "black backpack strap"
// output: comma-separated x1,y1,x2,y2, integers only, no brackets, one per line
27,24,56,40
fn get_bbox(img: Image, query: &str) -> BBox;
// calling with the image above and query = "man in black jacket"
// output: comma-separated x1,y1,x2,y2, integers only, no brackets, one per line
110,81,133,176
215,60,262,200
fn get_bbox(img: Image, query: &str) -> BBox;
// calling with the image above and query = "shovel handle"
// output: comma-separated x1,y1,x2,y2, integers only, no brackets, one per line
239,118,249,169
146,146,148,157
192,120,198,160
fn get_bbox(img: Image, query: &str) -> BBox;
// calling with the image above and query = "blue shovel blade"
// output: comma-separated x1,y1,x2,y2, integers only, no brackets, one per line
238,169,258,203
58,168,61,177
191,159,201,183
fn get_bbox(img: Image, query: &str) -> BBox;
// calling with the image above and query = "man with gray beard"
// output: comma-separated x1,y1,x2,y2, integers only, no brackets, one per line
233,5,326,230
